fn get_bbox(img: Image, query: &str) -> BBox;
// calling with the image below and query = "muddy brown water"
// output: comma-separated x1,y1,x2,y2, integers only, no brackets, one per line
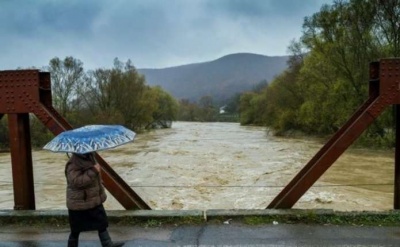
0,121,394,211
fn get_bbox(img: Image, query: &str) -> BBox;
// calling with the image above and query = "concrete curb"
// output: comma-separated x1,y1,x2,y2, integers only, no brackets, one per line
1,209,400,226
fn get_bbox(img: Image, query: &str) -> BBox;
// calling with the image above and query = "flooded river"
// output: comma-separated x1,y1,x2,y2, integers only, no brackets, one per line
0,121,395,211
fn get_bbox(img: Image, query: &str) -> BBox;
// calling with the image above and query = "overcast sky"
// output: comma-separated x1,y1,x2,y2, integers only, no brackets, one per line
0,0,334,70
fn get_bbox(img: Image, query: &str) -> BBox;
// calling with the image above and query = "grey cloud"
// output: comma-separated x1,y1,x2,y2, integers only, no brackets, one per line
0,0,335,70
0,0,102,36
204,0,331,22
205,0,274,18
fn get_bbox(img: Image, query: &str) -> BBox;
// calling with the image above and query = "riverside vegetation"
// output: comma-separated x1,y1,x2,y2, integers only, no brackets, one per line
239,0,400,148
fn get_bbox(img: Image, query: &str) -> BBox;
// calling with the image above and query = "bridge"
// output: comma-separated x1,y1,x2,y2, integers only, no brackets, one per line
1,58,400,211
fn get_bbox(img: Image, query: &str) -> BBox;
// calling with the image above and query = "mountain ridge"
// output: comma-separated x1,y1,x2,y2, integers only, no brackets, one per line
138,53,289,102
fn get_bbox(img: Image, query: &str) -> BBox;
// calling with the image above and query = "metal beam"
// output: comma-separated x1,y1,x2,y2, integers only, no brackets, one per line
8,113,35,210
0,69,151,210
96,154,151,209
268,97,384,208
268,58,400,209
35,102,151,209
395,105,400,209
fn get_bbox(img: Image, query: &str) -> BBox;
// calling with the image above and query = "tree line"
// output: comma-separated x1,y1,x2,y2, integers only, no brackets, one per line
239,0,400,148
0,57,179,148
0,55,241,149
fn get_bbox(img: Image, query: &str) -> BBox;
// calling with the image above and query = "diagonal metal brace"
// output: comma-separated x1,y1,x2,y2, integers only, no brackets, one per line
268,59,400,209
0,70,150,210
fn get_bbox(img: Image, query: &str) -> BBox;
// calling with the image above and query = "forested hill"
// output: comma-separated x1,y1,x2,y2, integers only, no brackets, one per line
138,53,289,102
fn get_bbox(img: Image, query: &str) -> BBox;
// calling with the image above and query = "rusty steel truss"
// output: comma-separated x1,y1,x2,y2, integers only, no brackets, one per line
268,58,400,209
0,70,150,210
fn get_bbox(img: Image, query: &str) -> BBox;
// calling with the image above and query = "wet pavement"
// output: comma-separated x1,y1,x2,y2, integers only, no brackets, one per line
1,223,400,247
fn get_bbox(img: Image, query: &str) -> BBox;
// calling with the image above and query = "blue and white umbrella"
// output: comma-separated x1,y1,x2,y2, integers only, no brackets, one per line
43,125,136,154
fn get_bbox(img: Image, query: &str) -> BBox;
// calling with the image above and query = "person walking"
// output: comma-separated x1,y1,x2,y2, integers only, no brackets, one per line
65,152,124,247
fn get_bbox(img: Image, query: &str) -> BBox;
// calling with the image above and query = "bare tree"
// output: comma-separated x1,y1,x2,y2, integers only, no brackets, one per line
48,56,85,116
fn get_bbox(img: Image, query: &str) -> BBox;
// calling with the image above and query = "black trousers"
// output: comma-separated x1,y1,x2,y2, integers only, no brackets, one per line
68,204,109,233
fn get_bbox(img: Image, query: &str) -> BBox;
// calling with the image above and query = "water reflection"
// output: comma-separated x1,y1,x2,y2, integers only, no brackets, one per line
0,121,394,211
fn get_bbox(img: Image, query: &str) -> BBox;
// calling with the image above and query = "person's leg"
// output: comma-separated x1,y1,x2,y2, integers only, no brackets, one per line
68,231,80,247
98,228,124,247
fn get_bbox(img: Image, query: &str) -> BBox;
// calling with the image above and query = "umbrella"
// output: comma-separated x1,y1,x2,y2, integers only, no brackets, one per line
43,124,136,154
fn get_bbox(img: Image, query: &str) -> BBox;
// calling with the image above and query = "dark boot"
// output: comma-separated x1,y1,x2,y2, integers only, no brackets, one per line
68,231,80,247
67,239,78,247
99,230,125,247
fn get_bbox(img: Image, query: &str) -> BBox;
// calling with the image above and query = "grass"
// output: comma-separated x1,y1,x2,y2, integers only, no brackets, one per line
2,210,400,227
209,211,400,226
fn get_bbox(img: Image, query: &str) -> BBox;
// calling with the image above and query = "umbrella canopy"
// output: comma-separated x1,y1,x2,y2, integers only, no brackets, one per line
43,125,136,154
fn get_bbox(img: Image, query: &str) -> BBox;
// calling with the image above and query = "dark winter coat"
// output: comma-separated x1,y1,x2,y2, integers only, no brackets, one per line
65,153,107,211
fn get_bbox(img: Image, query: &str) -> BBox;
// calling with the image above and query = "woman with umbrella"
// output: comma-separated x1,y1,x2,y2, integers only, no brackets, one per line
44,125,136,247
65,152,124,247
